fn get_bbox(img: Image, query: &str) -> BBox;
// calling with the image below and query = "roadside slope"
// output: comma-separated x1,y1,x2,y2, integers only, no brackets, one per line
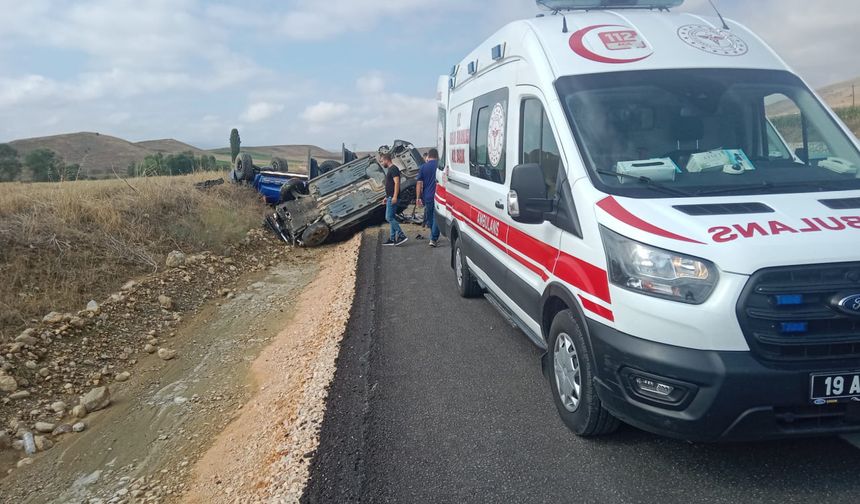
183,233,362,503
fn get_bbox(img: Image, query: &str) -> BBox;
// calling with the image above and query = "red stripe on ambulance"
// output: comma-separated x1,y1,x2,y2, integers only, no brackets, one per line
445,191,611,312
597,196,705,245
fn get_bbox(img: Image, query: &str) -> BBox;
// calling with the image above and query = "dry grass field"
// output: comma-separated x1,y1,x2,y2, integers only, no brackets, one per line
0,173,267,339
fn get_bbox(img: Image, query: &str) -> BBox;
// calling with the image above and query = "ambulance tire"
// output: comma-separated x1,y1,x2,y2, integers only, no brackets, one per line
548,309,619,437
453,238,481,298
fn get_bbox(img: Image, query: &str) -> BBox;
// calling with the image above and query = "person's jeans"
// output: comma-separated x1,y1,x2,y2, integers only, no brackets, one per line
423,198,440,241
385,197,404,241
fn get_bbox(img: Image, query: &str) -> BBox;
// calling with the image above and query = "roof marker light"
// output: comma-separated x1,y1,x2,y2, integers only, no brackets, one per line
491,44,504,61
468,60,478,75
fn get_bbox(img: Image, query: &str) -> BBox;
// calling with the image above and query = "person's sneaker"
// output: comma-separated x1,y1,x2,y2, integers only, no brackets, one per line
383,238,397,246
429,240,438,248
394,235,409,246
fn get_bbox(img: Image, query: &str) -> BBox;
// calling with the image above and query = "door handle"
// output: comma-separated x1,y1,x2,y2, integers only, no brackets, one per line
495,200,504,210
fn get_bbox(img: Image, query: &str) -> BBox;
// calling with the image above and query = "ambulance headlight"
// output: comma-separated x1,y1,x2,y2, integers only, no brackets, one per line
601,227,718,305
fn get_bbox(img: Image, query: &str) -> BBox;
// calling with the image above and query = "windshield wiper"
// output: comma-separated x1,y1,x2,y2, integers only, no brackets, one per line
595,169,692,197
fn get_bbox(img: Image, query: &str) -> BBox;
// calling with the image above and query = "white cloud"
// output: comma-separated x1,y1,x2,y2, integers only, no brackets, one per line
301,101,351,124
357,73,386,94
278,0,462,40
241,102,285,123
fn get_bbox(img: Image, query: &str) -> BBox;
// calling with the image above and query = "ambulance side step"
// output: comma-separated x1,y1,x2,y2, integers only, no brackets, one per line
484,292,547,351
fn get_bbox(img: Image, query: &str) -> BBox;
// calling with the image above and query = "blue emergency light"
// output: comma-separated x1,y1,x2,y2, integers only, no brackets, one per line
780,322,808,334
536,0,683,9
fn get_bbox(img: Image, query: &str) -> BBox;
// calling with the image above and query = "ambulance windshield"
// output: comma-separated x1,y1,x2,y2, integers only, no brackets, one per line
557,68,860,198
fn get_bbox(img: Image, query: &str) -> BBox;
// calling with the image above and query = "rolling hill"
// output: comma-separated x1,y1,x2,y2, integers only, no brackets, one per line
816,76,860,110
136,139,211,156
9,132,155,179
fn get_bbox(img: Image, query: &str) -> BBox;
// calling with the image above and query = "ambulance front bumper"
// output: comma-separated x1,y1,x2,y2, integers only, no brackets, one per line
586,320,860,442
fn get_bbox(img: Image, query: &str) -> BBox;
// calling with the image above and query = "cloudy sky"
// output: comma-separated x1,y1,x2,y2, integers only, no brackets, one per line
0,0,858,150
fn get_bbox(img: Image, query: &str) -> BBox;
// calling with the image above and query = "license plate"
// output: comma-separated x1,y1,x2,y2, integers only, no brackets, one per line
810,372,860,403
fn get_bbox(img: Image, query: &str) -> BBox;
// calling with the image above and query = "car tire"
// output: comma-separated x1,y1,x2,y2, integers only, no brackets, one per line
453,238,482,298
318,160,340,175
300,221,330,247
271,157,289,173
278,179,303,203
548,309,620,437
234,153,255,181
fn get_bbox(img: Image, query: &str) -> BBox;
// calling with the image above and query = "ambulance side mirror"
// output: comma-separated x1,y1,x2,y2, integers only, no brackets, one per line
508,163,553,224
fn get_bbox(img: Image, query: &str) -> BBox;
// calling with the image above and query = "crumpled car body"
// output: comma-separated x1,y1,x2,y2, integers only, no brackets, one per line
266,140,423,246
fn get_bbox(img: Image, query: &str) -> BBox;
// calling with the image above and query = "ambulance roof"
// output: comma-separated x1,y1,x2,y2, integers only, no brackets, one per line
453,10,789,87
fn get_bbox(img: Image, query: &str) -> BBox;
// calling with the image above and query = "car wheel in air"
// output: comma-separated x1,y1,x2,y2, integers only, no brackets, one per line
300,221,330,247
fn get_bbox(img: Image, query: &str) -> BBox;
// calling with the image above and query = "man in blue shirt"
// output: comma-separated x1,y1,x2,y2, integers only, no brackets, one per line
416,148,440,247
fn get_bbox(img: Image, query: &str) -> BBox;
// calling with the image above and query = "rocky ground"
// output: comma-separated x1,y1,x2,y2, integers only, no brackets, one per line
0,228,341,503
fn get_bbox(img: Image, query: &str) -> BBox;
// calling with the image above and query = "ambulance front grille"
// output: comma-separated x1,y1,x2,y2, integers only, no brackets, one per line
737,263,860,362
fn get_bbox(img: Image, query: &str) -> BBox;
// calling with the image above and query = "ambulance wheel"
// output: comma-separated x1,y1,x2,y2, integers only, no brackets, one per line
453,238,481,298
548,309,619,437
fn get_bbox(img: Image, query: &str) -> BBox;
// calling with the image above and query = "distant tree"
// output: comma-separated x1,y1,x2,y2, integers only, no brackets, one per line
25,148,63,182
62,164,81,181
230,128,241,163
165,152,196,175
135,152,166,177
0,144,22,182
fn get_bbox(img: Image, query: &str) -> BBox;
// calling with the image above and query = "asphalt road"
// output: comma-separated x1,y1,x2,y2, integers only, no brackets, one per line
303,227,860,504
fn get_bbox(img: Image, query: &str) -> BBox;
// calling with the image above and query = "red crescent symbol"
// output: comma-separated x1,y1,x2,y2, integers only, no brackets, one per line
569,24,653,64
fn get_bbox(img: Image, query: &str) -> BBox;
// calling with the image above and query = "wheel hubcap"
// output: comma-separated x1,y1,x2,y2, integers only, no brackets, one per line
554,332,582,412
455,247,463,287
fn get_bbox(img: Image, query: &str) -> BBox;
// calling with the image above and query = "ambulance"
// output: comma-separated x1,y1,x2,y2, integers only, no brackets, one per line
434,0,860,441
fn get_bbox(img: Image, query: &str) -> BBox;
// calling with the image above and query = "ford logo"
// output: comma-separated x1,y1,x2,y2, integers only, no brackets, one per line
835,293,860,316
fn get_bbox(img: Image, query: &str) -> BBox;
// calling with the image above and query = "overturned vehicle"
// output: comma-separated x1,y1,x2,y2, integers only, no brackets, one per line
231,146,358,205
265,140,423,247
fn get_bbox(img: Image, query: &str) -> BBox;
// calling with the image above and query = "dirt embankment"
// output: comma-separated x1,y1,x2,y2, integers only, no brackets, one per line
183,233,362,503
0,227,334,503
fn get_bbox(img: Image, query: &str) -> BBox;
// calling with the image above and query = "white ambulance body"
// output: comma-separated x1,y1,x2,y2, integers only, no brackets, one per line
437,1,860,441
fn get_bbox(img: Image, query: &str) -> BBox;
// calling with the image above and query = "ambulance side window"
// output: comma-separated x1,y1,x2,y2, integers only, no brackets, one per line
470,88,509,184
520,98,561,198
